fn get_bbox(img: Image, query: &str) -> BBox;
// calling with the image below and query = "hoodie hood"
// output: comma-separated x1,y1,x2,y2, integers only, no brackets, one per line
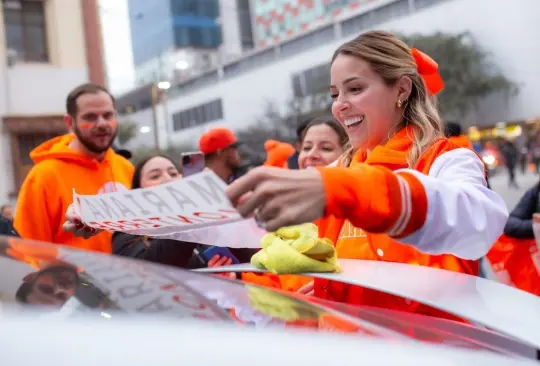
263,139,295,168
30,134,117,169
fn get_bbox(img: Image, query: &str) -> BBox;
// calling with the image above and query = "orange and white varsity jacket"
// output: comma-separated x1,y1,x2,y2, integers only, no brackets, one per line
313,126,508,313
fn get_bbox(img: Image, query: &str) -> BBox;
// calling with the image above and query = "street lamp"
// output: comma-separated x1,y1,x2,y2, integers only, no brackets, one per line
157,81,171,90
140,126,151,134
175,60,189,70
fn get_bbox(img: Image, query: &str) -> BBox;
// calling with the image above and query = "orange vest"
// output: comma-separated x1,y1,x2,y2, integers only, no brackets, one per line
314,131,478,317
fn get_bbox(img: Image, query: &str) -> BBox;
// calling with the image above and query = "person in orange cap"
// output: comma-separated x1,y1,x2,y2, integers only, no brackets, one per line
263,140,296,168
199,127,243,183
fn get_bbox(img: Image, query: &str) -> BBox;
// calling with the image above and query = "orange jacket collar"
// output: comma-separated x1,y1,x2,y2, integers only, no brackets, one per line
351,126,415,168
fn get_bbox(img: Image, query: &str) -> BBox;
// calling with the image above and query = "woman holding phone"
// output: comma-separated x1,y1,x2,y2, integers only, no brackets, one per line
112,154,241,269
65,154,251,270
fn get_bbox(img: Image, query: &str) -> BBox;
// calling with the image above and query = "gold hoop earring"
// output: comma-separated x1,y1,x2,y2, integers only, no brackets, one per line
397,99,403,108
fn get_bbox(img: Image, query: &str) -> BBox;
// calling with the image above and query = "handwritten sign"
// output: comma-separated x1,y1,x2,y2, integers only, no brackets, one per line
74,171,244,236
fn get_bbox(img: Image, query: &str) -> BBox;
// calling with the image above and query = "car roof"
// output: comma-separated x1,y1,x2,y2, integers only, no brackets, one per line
2,314,539,366
200,259,540,349
0,236,537,359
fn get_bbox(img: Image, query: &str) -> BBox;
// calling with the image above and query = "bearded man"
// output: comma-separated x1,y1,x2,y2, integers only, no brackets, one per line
14,83,134,252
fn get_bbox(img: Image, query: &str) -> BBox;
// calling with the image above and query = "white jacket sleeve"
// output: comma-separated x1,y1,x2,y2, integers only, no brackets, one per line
395,148,508,260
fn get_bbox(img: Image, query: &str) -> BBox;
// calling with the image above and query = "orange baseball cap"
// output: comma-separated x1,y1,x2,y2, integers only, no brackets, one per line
198,127,240,155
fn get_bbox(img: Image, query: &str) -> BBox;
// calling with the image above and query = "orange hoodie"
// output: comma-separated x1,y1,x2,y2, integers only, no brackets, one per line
14,134,134,253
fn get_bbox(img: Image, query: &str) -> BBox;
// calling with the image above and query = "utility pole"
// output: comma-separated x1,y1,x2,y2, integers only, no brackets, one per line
151,83,160,152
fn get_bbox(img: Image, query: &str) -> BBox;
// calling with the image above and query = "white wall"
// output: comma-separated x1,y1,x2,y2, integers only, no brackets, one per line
4,65,88,115
124,0,540,148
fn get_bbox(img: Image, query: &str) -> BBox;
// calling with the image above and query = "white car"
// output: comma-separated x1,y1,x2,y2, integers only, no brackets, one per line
0,236,538,365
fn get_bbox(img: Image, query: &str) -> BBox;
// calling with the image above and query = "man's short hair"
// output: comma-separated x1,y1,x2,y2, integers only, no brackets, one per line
445,122,462,138
66,83,116,117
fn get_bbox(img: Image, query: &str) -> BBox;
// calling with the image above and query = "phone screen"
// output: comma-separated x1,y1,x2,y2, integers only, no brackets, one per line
182,152,205,177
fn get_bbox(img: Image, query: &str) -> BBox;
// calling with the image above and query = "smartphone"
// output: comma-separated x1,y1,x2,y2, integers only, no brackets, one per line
201,246,240,265
181,151,205,177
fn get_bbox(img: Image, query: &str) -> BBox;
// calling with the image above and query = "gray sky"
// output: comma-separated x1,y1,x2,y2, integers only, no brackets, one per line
99,0,136,95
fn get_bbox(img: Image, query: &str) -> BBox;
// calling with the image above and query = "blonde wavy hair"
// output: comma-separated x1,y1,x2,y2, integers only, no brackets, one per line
333,30,443,167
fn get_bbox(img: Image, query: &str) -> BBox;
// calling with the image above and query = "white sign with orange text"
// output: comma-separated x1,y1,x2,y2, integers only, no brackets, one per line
73,171,264,248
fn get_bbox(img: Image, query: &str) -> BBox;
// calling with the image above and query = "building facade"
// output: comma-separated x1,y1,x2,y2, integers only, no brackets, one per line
251,0,372,48
219,0,255,62
117,0,540,151
128,0,224,86
0,0,105,203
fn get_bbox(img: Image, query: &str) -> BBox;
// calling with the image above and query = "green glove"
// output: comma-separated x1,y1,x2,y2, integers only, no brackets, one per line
251,223,341,274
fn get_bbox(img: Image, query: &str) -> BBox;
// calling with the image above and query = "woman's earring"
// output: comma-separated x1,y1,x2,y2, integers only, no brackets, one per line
397,99,403,108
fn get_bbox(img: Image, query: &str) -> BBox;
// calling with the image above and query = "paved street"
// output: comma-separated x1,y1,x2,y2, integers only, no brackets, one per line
489,169,538,210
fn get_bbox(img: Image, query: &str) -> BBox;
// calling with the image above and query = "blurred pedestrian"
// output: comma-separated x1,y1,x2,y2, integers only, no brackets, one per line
444,121,473,149
1,204,13,221
500,138,519,189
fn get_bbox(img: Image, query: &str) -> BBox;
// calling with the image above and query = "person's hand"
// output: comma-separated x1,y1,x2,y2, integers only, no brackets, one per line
296,281,314,296
208,254,233,267
208,255,236,279
62,203,103,239
225,167,326,232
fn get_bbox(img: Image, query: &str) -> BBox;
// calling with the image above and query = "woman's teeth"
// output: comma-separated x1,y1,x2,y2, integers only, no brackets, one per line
344,116,364,129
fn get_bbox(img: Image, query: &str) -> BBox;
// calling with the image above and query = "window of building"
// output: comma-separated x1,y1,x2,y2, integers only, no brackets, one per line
171,0,219,18
3,0,48,63
174,25,221,48
172,99,223,131
292,63,330,98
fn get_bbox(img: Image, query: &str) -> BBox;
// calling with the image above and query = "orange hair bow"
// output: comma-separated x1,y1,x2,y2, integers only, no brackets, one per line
411,48,444,96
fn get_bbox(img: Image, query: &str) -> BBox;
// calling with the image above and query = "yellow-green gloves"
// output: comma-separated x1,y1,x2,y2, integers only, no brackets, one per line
251,223,341,274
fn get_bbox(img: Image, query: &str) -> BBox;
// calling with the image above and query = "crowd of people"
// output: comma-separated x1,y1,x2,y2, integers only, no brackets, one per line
0,30,538,312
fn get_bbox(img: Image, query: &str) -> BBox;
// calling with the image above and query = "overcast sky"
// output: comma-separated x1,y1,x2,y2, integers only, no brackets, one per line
99,0,135,95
